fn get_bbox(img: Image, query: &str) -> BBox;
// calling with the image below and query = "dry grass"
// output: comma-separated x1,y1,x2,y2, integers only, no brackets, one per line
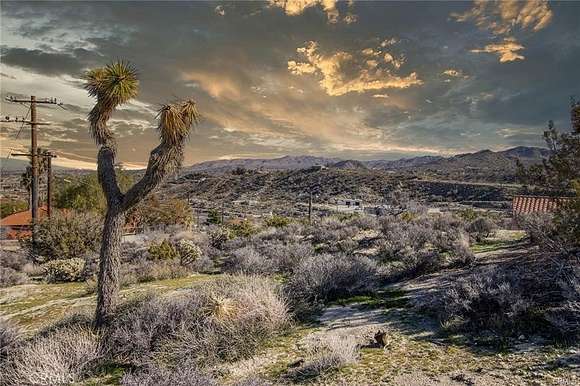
2,325,100,385
286,334,358,380
104,275,289,368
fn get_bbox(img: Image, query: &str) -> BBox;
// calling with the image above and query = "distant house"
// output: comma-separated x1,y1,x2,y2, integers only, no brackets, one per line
0,206,48,240
512,195,570,216
335,198,363,212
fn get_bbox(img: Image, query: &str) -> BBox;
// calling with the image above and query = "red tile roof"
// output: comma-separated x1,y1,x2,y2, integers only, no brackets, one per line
512,195,570,215
0,206,48,226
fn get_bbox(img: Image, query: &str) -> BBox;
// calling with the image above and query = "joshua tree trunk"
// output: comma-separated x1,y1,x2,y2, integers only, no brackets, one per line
94,204,125,326
85,61,199,327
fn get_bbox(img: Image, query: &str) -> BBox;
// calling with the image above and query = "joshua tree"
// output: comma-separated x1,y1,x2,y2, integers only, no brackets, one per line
85,61,199,326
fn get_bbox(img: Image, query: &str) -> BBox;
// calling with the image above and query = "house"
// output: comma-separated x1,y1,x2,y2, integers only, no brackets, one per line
0,206,48,240
335,198,363,212
512,195,571,216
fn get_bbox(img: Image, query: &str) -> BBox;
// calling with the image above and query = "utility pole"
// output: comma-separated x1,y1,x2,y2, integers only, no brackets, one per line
11,151,57,218
4,96,62,237
44,151,56,218
308,191,313,224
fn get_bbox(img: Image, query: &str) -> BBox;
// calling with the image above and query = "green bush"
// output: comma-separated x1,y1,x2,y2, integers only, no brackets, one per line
127,195,193,229
148,240,178,260
55,169,133,214
228,219,256,238
457,208,479,222
466,217,496,242
28,212,101,263
208,226,232,249
265,215,290,228
0,199,27,219
176,239,202,266
207,209,221,225
42,258,86,283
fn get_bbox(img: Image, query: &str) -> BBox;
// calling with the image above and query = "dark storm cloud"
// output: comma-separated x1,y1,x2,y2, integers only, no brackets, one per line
0,47,88,76
1,1,579,167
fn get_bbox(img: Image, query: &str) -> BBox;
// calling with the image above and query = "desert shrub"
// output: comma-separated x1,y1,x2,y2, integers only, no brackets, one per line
254,224,303,244
435,266,532,333
466,217,496,242
377,214,473,279
189,254,216,273
431,212,465,232
259,240,314,274
347,215,379,231
2,326,100,385
148,239,178,260
104,275,289,368
450,232,476,266
176,239,202,266
0,267,28,287
208,226,232,249
312,225,358,245
376,219,433,261
420,257,579,341
27,211,101,262
0,249,29,271
121,364,217,386
381,250,446,281
128,195,193,229
37,311,94,338
228,219,257,238
225,246,272,274
518,213,569,252
42,258,86,283
265,215,291,228
287,335,358,380
21,262,44,276
224,240,314,275
457,208,479,222
544,265,580,340
286,254,378,317
126,259,189,283
0,319,20,362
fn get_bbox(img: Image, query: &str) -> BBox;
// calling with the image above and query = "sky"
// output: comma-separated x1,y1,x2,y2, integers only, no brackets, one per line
1,0,579,169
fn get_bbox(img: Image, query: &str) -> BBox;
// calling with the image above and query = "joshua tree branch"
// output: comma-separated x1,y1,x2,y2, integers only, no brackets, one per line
122,142,183,210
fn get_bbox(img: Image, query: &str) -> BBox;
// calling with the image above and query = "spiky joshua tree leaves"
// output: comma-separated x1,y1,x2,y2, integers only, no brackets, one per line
85,61,199,327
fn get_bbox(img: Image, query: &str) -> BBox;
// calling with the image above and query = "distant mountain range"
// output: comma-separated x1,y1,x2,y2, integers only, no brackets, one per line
1,146,550,175
184,146,550,174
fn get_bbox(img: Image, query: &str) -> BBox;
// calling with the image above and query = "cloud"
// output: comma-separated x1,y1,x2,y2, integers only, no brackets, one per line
1,1,577,164
215,5,225,16
442,69,468,79
269,0,356,24
470,38,525,62
0,47,89,76
442,69,462,77
288,41,423,96
452,0,553,36
452,1,552,63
